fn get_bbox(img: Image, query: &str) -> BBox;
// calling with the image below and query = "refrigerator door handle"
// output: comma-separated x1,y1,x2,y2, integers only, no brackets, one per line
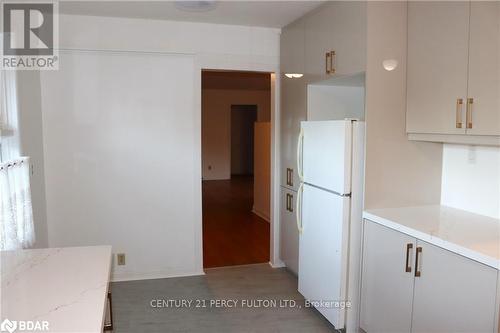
297,127,304,182
296,182,304,234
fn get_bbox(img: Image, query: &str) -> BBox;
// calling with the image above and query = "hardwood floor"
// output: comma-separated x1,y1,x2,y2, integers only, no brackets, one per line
202,175,270,268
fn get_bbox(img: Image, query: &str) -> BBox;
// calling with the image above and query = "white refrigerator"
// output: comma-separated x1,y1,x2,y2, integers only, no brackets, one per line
296,119,365,331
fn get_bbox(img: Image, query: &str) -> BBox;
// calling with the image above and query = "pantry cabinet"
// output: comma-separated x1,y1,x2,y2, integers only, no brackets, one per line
279,186,299,275
361,220,499,333
406,1,500,145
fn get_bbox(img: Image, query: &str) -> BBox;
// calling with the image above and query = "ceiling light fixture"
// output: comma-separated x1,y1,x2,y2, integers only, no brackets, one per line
174,1,217,12
285,73,304,79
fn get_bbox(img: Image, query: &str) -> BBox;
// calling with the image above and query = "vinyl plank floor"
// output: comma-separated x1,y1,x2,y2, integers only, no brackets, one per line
111,264,336,333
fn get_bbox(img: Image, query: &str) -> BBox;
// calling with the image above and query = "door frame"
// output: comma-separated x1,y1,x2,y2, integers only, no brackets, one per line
195,66,282,270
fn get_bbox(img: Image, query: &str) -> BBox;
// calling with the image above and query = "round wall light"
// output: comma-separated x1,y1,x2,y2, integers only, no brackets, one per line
382,59,398,71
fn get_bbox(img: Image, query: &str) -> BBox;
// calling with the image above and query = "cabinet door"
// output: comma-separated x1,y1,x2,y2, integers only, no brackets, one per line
304,2,367,81
412,241,498,333
407,2,470,135
360,221,415,333
279,187,299,275
281,18,305,75
466,1,500,136
280,73,307,190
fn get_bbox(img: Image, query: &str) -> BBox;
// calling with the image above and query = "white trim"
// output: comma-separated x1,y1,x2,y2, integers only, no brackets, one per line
111,270,205,283
269,260,285,269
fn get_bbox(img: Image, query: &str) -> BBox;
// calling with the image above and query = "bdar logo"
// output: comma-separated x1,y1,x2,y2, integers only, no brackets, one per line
0,319,17,333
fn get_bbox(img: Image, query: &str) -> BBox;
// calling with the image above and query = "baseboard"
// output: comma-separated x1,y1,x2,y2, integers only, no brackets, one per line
252,208,270,222
111,269,205,282
269,260,285,269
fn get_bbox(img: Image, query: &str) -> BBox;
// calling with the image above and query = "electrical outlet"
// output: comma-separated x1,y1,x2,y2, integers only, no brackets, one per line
117,253,126,266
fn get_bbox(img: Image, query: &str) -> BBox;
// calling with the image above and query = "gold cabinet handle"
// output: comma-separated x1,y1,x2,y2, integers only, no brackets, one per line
456,98,463,128
466,98,474,129
415,247,422,277
330,51,336,75
288,194,293,212
405,243,413,273
325,52,331,74
286,193,290,211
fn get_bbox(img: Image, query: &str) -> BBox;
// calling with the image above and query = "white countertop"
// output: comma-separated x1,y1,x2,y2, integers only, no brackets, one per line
1,246,112,332
363,205,500,269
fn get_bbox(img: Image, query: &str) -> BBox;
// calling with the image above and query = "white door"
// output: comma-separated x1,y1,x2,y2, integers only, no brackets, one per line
360,220,415,333
411,241,498,333
301,120,352,194
466,1,500,136
407,1,470,135
279,187,299,275
298,183,350,329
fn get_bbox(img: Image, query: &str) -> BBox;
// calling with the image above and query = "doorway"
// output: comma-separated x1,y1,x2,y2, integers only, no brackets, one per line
201,70,271,268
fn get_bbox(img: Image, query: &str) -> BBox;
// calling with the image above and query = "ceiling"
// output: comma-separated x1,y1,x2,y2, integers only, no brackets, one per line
59,1,324,28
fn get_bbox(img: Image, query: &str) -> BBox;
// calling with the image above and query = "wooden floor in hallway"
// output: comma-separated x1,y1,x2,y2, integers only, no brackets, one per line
202,175,270,268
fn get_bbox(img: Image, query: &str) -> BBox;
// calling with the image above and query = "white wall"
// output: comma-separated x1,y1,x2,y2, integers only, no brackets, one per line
59,14,279,72
34,14,281,279
202,89,271,180
307,84,365,121
441,144,500,219
364,2,443,209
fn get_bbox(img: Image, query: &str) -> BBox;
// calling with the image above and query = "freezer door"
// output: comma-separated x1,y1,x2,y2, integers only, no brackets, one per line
300,120,352,195
298,183,350,329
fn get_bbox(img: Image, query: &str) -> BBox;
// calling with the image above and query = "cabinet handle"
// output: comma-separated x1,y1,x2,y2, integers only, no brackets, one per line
414,246,422,277
286,193,290,211
456,98,463,128
286,168,293,187
325,52,331,74
289,194,293,212
466,97,474,129
405,243,413,273
330,51,336,75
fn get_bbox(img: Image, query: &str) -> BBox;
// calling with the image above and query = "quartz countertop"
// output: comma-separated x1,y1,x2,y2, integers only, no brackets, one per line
363,205,500,269
1,246,112,332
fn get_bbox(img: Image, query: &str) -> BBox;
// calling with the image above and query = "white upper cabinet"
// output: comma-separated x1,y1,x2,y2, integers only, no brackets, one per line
281,19,305,75
466,1,500,136
304,2,366,81
407,1,500,145
407,1,470,135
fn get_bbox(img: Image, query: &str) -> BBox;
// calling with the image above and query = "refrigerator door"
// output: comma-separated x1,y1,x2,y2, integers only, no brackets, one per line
298,183,350,329
300,120,352,195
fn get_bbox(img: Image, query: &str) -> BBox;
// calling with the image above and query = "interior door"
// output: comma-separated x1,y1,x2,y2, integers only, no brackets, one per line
360,220,415,333
466,1,500,136
411,240,498,333
301,120,351,194
298,183,350,329
279,187,299,275
407,1,470,135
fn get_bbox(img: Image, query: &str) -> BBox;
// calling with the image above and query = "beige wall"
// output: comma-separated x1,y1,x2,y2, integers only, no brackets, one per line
364,2,443,209
202,89,271,180
253,122,271,221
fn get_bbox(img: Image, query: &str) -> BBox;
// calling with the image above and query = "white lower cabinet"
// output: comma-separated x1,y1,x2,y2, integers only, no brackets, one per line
361,220,499,333
279,187,299,275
